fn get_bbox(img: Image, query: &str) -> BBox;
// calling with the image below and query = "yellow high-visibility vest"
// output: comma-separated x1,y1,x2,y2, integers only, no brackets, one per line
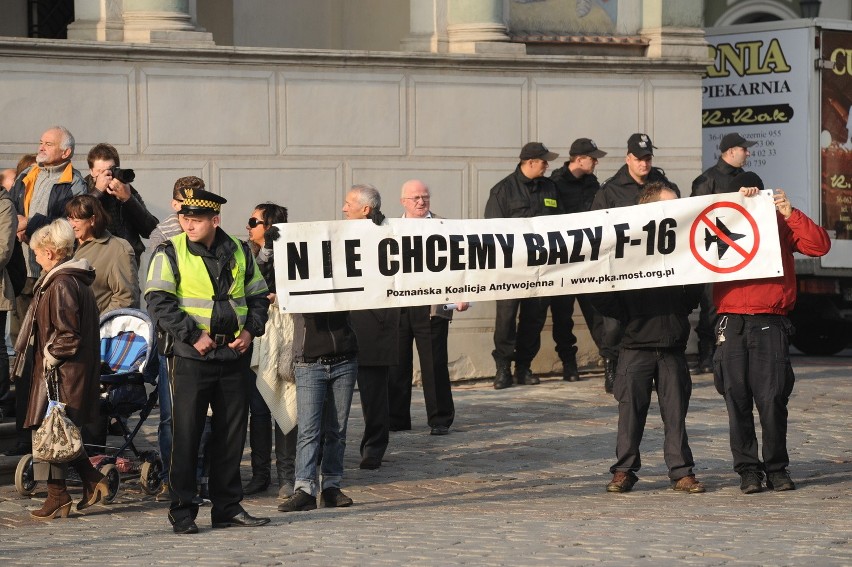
146,233,267,337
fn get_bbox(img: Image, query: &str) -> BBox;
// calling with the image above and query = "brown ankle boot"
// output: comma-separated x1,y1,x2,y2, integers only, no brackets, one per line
31,479,72,520
71,456,108,511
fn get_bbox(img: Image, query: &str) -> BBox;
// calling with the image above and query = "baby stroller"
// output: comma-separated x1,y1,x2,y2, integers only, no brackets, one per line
15,308,163,503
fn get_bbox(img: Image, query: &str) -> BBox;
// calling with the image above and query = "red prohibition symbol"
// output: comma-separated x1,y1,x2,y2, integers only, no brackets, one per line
689,202,760,273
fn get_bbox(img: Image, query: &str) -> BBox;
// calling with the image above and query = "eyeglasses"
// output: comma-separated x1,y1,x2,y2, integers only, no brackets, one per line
247,217,266,228
403,196,430,202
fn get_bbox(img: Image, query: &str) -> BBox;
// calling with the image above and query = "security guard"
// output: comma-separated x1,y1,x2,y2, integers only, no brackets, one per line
591,133,679,394
689,132,756,375
484,142,561,390
145,187,270,534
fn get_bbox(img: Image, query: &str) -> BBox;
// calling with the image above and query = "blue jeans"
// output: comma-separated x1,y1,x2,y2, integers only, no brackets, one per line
294,358,357,496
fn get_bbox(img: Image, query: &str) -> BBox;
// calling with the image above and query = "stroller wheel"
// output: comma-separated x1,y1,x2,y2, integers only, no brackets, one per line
14,454,37,496
99,463,121,503
140,459,163,495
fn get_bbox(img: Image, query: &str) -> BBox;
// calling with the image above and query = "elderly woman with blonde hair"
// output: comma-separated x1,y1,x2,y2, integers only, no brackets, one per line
13,218,108,519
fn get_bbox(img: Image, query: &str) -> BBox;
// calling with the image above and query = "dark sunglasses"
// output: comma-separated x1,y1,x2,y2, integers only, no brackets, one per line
247,217,266,228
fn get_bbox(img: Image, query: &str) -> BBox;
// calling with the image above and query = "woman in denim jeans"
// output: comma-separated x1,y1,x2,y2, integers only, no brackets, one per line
277,311,358,512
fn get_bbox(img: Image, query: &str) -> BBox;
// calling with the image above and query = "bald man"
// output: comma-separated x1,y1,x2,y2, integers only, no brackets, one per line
388,180,468,436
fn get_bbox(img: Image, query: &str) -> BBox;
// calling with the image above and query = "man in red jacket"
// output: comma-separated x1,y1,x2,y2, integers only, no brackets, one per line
713,172,831,494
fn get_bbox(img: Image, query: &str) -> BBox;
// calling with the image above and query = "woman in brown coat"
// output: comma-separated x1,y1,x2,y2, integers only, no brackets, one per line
13,218,108,519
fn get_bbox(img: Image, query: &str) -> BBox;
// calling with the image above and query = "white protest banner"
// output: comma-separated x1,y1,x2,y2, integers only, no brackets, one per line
273,193,783,312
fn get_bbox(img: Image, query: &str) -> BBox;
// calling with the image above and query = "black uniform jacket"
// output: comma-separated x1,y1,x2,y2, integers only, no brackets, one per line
484,166,561,218
549,163,600,214
592,164,680,210
690,158,743,197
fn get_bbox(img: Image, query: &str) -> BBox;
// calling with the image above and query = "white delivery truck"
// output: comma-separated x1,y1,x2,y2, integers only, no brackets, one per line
703,18,852,355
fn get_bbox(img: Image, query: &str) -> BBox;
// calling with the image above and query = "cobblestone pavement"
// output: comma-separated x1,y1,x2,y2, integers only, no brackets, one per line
1,354,850,566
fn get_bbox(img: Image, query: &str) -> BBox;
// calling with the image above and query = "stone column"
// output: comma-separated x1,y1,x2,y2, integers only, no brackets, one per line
446,0,524,54
67,0,124,41
640,0,707,60
400,0,449,53
68,0,214,45
122,0,214,45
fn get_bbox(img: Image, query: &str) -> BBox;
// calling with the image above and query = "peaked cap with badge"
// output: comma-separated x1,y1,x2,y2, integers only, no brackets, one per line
179,187,227,216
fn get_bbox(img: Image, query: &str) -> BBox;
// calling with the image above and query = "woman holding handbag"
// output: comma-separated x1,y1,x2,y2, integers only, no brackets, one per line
13,218,109,519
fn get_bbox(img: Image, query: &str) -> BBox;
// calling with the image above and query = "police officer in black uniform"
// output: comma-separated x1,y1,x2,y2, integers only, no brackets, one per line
146,187,270,534
549,138,607,382
689,132,756,374
591,133,679,393
484,142,561,389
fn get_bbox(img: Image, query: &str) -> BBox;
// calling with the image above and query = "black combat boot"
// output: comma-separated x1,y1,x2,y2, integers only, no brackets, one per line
514,366,540,385
493,360,513,390
562,355,580,382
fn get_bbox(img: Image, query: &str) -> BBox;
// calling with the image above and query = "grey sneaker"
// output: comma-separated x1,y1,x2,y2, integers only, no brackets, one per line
766,470,796,491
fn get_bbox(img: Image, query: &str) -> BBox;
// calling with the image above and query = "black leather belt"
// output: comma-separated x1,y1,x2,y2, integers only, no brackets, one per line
213,334,229,347
301,353,355,365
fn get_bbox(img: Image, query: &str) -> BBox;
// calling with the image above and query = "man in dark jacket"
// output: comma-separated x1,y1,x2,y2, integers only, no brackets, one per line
592,183,705,495
85,143,159,266
146,188,270,534
277,187,367,513
388,179,468,436
343,184,400,470
484,142,561,389
549,138,607,382
591,133,679,393
5,125,86,456
689,132,756,374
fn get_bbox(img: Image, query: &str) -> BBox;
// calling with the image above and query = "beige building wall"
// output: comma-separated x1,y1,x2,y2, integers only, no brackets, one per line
220,0,409,50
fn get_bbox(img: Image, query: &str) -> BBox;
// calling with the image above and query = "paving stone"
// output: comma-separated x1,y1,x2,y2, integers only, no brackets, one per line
0,354,850,565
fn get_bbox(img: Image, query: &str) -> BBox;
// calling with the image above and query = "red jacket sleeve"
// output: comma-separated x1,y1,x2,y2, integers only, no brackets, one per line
783,209,831,258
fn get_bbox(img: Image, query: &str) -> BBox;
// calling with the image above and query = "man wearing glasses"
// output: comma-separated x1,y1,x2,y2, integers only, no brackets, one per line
388,180,468,436
548,138,608,383
484,142,562,390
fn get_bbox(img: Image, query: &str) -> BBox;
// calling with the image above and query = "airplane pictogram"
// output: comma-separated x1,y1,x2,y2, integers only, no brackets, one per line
704,217,745,259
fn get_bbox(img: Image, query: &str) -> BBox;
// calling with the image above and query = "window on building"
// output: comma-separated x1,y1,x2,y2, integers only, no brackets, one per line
733,13,784,24
28,0,74,39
